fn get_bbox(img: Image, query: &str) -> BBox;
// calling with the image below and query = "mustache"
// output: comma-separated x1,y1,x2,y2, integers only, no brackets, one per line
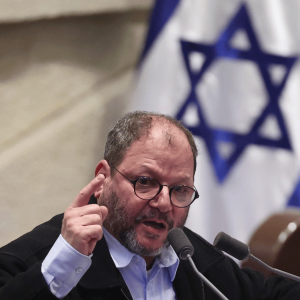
134,209,174,230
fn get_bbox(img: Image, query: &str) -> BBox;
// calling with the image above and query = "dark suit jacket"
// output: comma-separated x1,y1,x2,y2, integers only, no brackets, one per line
0,213,300,300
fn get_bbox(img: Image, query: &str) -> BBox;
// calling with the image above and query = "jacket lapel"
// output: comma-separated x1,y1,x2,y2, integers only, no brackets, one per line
173,261,204,300
78,237,123,290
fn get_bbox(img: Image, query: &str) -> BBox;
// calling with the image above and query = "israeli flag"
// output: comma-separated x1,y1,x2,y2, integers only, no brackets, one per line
130,0,300,245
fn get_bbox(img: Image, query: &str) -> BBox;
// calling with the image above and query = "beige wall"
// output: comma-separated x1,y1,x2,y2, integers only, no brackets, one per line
0,2,152,246
0,0,151,22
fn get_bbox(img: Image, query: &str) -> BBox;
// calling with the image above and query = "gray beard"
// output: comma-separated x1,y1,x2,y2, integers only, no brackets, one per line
119,224,168,257
98,187,188,257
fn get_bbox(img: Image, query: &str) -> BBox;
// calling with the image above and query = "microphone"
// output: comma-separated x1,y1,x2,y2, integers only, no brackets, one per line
213,232,250,260
167,227,194,260
168,228,229,300
213,231,300,283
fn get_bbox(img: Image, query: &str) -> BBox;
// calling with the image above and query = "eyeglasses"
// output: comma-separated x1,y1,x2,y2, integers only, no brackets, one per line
112,167,199,208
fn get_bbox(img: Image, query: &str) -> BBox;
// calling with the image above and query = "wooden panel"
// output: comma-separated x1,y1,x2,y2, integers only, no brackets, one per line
241,209,300,278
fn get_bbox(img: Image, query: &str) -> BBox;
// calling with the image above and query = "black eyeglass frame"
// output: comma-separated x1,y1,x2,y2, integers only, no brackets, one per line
112,166,199,208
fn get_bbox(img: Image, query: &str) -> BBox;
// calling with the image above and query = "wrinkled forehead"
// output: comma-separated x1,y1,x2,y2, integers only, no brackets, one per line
110,117,195,177
130,121,194,169
149,119,189,144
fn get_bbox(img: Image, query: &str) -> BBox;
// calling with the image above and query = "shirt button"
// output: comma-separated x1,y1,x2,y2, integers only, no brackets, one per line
76,267,83,274
56,280,62,287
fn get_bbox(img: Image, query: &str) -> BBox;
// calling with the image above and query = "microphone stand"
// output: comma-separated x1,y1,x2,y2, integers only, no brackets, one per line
187,255,229,300
213,231,300,283
248,254,300,282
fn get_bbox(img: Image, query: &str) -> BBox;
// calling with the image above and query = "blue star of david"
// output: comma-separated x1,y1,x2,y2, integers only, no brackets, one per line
176,4,298,183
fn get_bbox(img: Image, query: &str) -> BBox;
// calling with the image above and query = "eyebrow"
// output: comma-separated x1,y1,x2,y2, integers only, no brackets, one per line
133,167,193,185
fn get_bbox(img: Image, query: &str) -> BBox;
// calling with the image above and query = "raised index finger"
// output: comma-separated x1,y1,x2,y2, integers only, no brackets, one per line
69,174,105,208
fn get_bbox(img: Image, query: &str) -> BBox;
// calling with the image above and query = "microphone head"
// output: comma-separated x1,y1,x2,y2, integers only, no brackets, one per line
167,228,194,260
213,232,250,260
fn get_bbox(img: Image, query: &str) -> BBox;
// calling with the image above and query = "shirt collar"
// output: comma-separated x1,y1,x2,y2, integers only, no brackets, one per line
103,227,179,281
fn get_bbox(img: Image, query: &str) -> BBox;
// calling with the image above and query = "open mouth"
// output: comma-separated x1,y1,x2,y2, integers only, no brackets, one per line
143,221,166,230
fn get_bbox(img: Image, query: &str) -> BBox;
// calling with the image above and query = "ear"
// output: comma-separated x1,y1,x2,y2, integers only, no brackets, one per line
94,159,111,199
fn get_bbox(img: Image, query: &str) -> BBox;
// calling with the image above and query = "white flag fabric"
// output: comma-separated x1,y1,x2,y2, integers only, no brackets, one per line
130,0,300,245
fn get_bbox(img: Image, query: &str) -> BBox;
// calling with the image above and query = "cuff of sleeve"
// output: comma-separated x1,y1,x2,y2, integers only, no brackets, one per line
42,234,92,286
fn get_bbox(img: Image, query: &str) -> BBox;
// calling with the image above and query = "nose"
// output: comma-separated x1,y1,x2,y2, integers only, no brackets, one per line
149,185,172,213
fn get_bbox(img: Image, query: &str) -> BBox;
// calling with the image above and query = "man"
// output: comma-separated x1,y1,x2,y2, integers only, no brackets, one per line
0,111,299,300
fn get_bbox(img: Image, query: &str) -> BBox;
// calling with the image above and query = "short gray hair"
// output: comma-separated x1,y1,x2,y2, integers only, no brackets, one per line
104,111,198,174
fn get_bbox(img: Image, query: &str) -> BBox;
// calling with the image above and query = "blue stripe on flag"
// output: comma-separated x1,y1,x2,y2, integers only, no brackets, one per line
287,179,300,207
139,0,181,64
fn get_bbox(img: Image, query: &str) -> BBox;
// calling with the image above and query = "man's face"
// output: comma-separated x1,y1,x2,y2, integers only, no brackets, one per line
99,123,195,257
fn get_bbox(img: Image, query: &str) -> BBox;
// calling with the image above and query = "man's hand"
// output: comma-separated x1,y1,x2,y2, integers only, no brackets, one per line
61,174,108,256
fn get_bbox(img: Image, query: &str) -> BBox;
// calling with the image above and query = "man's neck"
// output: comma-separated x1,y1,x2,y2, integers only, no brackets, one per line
104,226,157,270
143,256,155,270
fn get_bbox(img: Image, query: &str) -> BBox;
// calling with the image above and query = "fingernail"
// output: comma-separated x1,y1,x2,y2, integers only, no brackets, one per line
96,173,103,180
